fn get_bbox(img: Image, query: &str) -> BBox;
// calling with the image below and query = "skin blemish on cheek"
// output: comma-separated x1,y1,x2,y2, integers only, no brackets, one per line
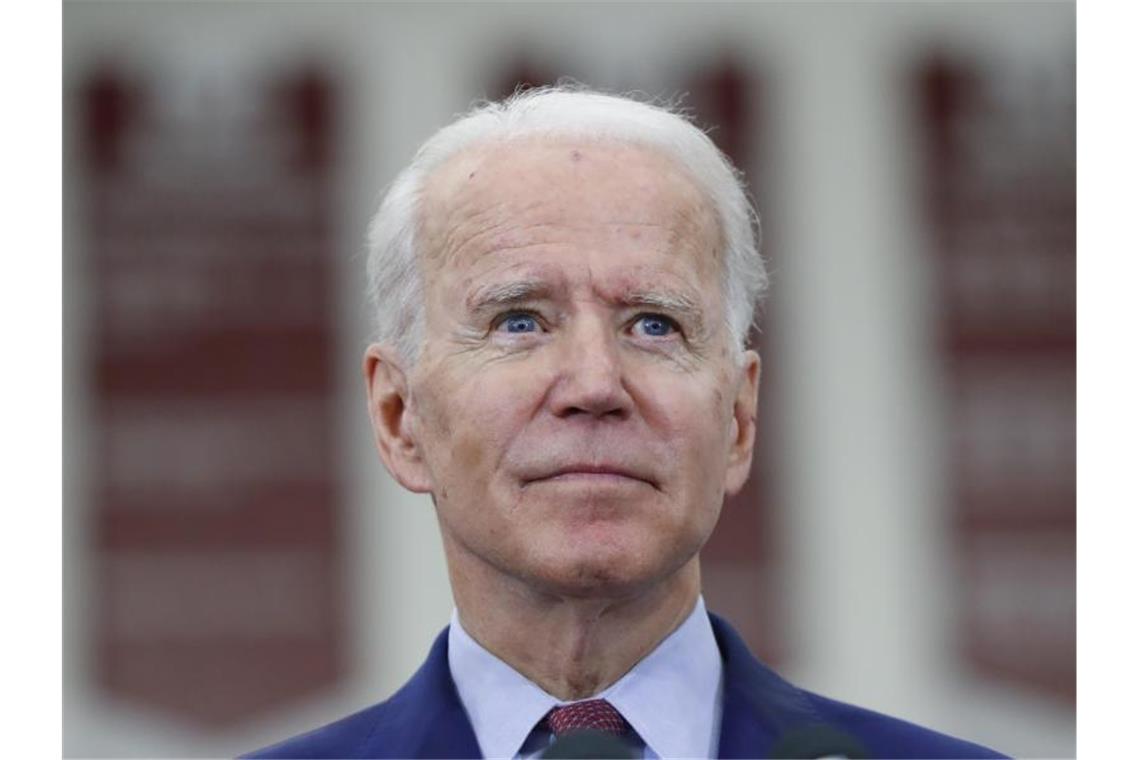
570,149,582,163
468,171,476,180
453,432,485,475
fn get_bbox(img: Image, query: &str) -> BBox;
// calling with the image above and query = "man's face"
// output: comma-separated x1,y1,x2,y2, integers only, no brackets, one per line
368,137,759,599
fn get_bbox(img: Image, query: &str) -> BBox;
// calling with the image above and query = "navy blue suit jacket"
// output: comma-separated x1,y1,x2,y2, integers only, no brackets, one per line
248,614,1005,758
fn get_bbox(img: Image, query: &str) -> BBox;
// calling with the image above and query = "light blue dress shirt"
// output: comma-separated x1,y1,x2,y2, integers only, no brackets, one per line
448,595,724,759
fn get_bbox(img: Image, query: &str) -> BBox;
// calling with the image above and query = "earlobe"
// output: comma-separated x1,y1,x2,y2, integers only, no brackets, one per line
724,351,761,497
363,343,433,493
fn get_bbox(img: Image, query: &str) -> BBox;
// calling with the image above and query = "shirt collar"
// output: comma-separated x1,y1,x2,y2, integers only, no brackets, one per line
448,608,559,759
448,596,723,759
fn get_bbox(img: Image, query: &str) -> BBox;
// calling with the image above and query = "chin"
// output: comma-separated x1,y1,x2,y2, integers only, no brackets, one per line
522,533,685,601
529,565,651,600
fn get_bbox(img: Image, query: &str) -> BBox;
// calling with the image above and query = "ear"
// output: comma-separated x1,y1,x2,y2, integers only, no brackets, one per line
724,350,761,497
363,343,433,493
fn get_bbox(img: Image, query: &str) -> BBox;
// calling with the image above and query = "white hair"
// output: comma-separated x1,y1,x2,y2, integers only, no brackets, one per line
365,85,767,363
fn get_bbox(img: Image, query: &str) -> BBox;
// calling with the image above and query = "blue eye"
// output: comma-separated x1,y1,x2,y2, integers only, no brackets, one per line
498,313,540,333
634,314,678,337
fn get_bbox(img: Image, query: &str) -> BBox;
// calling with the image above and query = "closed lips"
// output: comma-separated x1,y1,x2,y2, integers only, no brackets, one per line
527,464,658,488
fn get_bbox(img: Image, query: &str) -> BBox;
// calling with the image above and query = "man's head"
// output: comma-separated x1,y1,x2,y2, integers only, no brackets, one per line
366,87,767,364
364,87,766,600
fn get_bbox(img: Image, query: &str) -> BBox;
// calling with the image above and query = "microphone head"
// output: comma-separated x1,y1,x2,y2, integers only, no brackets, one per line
767,723,870,758
541,729,637,759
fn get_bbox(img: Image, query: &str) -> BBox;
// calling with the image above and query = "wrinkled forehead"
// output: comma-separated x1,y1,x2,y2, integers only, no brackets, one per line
416,136,724,272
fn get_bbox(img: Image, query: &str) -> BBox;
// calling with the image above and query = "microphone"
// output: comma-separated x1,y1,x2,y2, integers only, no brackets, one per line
767,723,870,758
541,729,636,759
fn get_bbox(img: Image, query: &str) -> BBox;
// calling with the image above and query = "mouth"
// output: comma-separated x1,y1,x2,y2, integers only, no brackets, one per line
522,464,659,490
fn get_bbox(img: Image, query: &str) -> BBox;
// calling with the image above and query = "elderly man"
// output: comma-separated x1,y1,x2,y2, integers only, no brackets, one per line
250,88,1003,759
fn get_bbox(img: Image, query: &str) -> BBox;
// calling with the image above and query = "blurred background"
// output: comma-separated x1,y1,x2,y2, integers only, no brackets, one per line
63,2,1075,757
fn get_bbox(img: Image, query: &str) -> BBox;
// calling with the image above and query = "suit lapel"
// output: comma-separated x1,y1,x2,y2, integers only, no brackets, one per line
356,628,483,758
710,614,825,758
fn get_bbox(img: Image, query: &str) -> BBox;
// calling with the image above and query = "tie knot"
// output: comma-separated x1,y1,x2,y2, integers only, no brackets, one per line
544,698,630,737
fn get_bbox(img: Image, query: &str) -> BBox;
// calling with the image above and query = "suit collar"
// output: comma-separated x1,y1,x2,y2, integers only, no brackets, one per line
356,628,482,759
709,613,826,758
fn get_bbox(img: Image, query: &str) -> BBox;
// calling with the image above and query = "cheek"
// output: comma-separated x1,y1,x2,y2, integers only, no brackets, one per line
451,428,485,479
651,377,736,499
416,364,544,482
652,374,734,446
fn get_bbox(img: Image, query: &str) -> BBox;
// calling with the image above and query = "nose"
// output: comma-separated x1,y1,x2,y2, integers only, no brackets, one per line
547,315,635,421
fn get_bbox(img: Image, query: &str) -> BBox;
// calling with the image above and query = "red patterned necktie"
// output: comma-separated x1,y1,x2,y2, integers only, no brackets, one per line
544,698,631,737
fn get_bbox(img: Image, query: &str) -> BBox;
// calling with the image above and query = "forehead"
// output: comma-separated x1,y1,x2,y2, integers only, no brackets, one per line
417,137,723,282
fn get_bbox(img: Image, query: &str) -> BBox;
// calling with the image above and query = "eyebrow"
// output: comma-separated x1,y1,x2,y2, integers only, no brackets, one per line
464,278,708,332
620,288,702,316
466,279,555,315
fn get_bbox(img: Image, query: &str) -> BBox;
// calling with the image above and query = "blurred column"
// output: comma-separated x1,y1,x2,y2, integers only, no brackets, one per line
775,15,951,717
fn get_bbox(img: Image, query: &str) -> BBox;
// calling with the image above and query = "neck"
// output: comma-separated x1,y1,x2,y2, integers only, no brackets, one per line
444,534,702,701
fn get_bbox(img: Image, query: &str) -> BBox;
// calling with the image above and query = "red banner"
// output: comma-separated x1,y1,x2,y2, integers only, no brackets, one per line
80,61,345,728
917,54,1075,702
